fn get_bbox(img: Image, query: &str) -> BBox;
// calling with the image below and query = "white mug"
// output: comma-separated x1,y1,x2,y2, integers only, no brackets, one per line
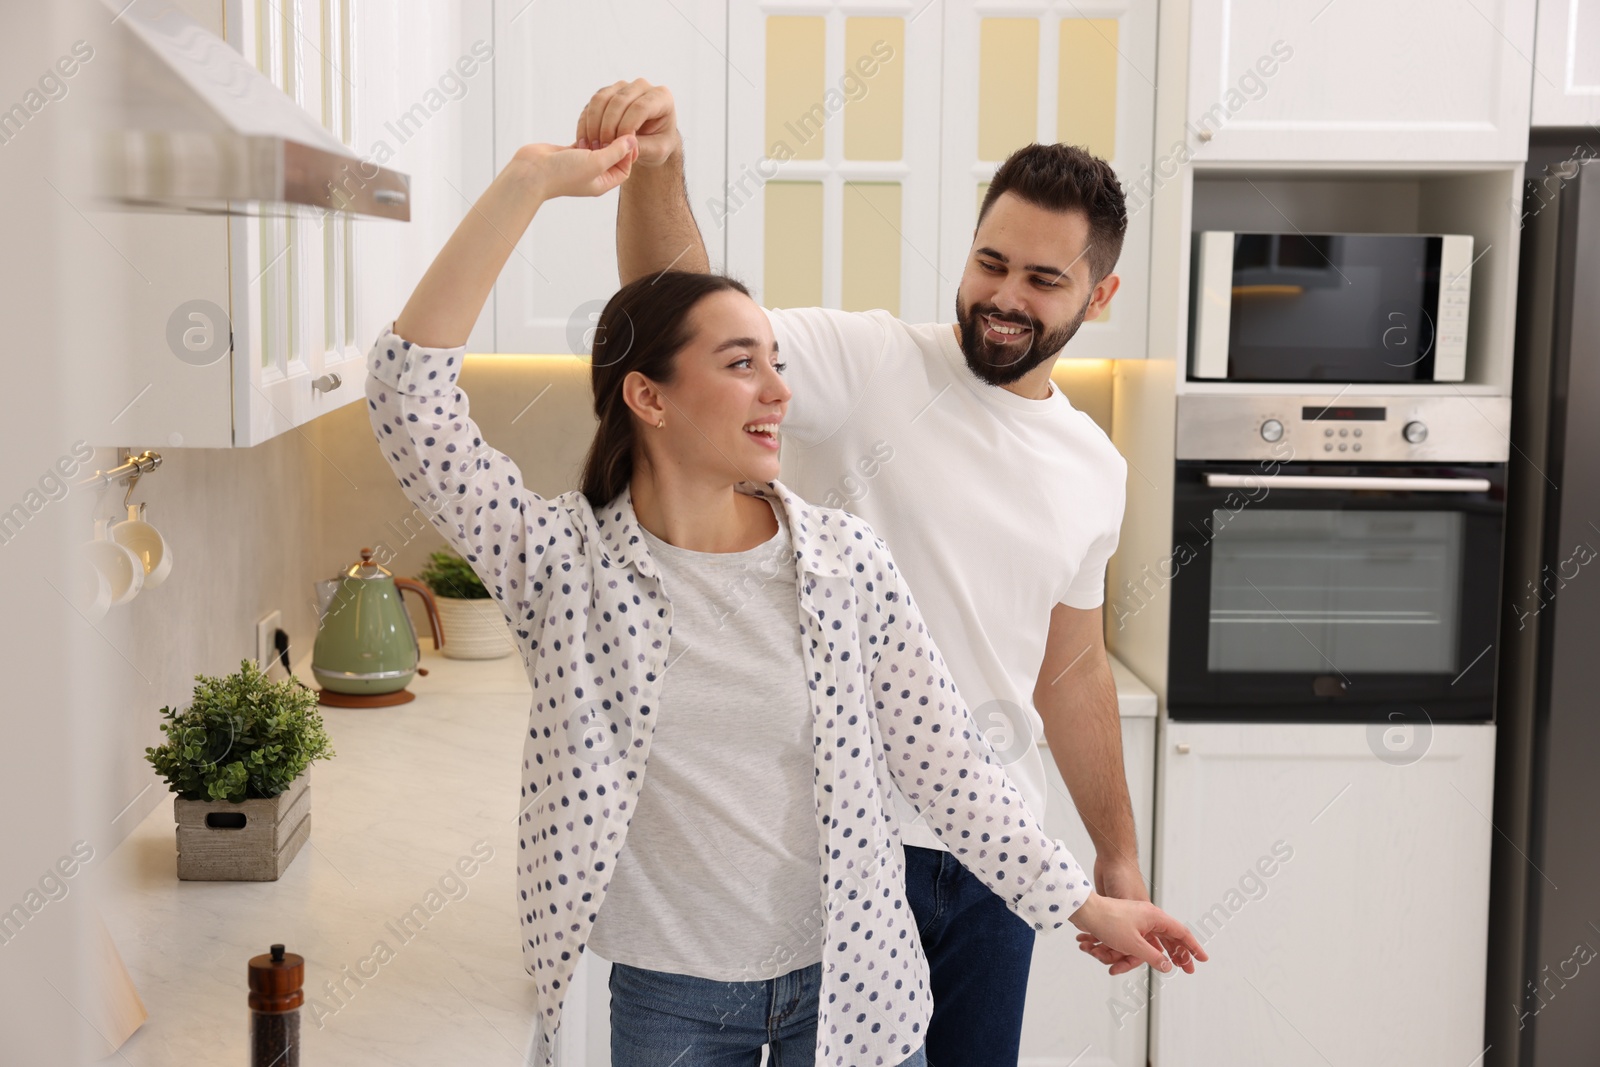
72,556,113,621
111,503,172,589
82,518,144,605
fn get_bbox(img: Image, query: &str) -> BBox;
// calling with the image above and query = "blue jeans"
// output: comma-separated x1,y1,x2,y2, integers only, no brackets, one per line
608,960,927,1067
904,844,1038,1067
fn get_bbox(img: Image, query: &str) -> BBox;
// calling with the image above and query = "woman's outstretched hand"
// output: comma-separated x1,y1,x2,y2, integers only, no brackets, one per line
1069,893,1210,977
512,135,639,200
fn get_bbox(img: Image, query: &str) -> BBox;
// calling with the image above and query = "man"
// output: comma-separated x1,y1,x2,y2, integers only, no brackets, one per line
579,79,1159,1065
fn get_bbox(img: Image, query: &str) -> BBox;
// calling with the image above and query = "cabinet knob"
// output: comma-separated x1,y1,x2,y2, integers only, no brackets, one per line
312,372,342,394
1176,742,1191,754
1196,128,1213,143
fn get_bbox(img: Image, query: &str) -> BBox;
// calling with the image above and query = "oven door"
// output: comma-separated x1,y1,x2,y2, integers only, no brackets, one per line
1167,460,1504,722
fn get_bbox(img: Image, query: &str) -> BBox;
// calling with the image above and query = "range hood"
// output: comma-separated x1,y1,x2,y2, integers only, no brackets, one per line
98,0,409,220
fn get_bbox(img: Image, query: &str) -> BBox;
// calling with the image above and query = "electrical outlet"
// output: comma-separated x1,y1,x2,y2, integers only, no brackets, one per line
256,610,283,672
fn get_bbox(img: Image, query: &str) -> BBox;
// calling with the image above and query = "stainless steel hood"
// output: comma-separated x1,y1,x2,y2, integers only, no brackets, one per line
97,0,409,219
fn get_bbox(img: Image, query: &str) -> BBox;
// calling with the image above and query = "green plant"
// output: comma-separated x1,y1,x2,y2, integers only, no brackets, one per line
417,548,490,600
145,659,335,802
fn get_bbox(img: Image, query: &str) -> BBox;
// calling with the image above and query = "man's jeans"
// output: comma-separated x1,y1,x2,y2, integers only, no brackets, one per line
904,844,1038,1067
608,959,929,1067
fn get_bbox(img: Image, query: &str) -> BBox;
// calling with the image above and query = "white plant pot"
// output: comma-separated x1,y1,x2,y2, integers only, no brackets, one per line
436,596,515,659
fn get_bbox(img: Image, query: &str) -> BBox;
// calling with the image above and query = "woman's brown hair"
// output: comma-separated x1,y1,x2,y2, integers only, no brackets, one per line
579,270,752,508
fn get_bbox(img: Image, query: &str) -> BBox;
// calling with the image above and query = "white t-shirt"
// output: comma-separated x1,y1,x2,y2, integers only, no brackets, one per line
587,501,824,981
766,307,1128,851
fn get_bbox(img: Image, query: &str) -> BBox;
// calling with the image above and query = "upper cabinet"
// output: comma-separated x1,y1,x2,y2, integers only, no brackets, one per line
724,2,944,324
491,0,728,354
227,0,368,447
100,0,480,449
718,0,1156,358
1531,0,1600,127
1185,0,1538,163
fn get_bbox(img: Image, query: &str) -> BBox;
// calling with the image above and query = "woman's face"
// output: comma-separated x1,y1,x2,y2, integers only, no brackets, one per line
637,289,791,486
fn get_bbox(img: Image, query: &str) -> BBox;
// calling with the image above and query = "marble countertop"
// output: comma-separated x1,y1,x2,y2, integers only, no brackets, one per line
101,646,1158,1065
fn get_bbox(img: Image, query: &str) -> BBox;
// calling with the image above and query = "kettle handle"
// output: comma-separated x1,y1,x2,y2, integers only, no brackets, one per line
394,578,444,650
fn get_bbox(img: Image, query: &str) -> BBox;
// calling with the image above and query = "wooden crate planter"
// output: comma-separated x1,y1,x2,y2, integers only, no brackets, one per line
174,772,311,881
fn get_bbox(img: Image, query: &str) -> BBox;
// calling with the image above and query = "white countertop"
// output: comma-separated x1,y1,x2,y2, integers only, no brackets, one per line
101,647,1157,1065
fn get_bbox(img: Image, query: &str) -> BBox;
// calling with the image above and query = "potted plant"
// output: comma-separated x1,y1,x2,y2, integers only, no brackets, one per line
416,549,514,660
146,659,335,881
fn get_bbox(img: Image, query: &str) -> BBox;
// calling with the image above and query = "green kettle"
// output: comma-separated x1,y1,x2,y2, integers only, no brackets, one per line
311,548,442,702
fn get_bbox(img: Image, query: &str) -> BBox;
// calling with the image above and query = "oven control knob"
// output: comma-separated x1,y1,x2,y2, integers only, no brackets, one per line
1259,418,1285,443
1403,420,1429,444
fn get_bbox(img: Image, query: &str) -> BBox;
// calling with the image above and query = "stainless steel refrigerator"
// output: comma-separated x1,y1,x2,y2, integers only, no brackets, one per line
1488,141,1600,1067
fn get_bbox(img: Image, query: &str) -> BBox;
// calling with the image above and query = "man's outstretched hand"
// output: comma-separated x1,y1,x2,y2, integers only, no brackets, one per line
576,79,680,168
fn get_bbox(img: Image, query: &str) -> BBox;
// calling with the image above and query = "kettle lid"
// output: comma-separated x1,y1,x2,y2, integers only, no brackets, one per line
343,547,392,580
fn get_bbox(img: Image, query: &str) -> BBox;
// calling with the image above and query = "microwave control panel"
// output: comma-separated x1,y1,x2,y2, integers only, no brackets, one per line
1176,394,1510,463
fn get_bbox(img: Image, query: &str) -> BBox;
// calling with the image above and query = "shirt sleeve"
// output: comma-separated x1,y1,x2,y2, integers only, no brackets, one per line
1058,450,1128,610
762,306,893,447
862,529,1093,930
364,322,579,618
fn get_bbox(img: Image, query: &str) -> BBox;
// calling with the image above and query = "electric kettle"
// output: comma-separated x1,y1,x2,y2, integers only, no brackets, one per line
311,548,443,705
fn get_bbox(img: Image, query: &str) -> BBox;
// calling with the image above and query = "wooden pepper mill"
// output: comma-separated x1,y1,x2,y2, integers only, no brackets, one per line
248,943,303,1066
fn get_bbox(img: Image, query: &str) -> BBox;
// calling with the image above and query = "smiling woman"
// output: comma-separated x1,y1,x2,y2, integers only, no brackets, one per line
364,133,1201,1067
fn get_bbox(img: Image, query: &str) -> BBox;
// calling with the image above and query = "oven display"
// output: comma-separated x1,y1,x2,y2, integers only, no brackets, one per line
1302,406,1388,421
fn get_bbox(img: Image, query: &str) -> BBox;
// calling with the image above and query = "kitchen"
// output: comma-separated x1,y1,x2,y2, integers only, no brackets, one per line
1,1,1596,1065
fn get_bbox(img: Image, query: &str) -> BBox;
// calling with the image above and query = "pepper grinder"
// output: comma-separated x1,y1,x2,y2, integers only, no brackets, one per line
248,944,303,1067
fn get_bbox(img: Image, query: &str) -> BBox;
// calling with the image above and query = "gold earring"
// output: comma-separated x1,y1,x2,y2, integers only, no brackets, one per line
656,418,665,429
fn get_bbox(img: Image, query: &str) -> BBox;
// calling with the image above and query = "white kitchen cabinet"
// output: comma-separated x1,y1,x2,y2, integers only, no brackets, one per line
938,0,1157,360
1184,0,1537,162
716,0,1156,355
723,1,944,324
1151,721,1496,1067
1531,0,1600,127
490,0,728,354
225,0,368,446
1019,659,1157,1067
98,0,482,448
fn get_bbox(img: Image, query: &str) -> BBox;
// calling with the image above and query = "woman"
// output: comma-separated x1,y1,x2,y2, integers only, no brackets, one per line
365,133,1205,1067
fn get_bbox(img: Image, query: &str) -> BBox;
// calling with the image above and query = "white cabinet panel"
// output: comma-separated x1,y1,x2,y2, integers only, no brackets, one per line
1020,715,1156,1067
1532,0,1600,127
350,1,493,355
1185,0,1537,162
491,0,728,354
1151,721,1495,1067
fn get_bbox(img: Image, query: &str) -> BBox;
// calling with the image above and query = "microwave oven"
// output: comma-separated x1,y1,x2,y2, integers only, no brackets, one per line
1189,231,1474,384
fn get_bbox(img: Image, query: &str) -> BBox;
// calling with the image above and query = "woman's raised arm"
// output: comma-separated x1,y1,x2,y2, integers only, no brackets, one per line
364,137,638,613
393,136,639,348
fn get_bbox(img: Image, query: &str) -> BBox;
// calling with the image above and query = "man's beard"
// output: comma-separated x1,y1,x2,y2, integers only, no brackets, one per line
955,290,1093,386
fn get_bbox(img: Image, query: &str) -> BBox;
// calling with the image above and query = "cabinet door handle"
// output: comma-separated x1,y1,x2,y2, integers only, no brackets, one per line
1176,742,1191,754
313,372,342,393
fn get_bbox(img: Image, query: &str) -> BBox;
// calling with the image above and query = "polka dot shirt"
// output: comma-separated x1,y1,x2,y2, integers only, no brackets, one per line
365,324,1092,1067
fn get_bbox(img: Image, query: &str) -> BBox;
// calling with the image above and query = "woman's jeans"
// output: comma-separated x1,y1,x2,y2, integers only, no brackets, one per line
608,960,928,1067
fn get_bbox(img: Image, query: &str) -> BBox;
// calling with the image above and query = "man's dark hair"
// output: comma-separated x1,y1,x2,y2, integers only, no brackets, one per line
977,143,1127,282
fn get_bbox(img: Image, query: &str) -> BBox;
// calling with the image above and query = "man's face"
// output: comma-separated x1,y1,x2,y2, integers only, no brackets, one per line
955,192,1118,386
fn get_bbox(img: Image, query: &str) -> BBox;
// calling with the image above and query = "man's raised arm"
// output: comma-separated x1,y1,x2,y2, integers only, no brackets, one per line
576,79,710,285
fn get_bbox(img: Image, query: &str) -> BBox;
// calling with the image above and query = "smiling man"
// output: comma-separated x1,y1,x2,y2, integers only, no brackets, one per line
585,79,1149,1066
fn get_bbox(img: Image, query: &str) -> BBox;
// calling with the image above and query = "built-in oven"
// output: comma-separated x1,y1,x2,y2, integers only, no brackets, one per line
1189,231,1475,384
1167,394,1510,723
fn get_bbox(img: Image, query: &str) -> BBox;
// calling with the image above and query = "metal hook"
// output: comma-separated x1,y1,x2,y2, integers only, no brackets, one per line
123,470,141,509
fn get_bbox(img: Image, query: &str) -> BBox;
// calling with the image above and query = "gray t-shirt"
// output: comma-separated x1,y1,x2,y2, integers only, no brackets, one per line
587,501,824,981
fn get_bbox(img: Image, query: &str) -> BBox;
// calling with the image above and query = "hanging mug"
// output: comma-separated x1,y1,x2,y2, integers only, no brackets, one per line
111,502,173,589
82,517,144,606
